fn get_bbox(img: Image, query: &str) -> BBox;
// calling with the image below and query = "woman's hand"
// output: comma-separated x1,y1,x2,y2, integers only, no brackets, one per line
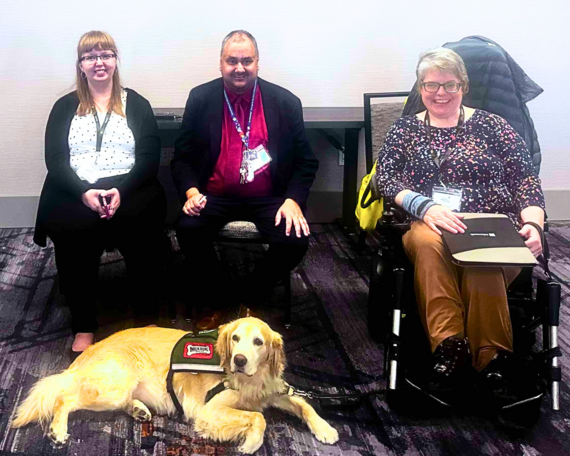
519,206,545,257
518,224,542,257
81,189,106,217
423,205,467,235
81,188,120,219
100,188,120,219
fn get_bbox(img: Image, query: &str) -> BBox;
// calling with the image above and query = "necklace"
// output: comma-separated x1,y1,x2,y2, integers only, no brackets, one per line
424,105,464,169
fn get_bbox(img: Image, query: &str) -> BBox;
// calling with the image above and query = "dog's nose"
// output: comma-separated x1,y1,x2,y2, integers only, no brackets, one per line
233,354,248,367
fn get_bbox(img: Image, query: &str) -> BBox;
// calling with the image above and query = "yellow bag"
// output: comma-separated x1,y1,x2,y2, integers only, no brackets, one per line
355,161,384,232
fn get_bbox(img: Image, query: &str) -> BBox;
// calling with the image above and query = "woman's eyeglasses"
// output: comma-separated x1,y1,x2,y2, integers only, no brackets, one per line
80,53,116,63
421,82,462,93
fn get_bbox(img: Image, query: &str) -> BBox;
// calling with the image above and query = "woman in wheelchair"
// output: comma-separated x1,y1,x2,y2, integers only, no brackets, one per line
376,48,545,406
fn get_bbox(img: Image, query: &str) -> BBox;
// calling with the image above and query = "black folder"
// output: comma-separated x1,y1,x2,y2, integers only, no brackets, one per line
441,213,537,267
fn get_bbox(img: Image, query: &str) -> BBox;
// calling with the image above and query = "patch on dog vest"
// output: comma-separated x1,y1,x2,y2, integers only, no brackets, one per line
170,329,224,374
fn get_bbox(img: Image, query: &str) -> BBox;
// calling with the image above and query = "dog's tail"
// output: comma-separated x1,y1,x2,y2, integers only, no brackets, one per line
12,371,75,428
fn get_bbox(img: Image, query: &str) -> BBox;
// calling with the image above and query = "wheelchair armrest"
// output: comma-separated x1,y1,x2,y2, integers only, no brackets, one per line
368,168,411,233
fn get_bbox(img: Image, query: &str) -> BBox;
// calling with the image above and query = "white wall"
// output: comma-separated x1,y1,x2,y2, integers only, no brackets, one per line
1,0,569,201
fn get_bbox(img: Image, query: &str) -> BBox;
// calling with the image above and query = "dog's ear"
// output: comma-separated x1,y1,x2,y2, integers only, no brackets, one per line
216,321,235,367
268,330,285,378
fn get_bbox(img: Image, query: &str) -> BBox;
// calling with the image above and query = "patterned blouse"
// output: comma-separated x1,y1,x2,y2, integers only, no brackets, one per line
69,90,135,182
376,109,545,227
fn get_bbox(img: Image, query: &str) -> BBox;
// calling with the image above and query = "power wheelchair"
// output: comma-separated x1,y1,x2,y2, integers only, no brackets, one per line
367,194,561,415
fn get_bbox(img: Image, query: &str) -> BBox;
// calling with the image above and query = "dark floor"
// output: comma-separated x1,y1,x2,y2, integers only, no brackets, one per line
0,222,569,455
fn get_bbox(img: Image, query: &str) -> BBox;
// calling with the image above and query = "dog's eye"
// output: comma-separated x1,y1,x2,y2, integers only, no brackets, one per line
232,335,240,342
253,338,263,346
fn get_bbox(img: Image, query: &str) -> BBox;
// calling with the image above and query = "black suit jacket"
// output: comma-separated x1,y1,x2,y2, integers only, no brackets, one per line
171,77,318,209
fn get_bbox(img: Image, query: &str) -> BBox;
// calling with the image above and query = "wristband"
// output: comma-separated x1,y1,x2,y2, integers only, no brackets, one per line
418,200,437,219
402,191,436,219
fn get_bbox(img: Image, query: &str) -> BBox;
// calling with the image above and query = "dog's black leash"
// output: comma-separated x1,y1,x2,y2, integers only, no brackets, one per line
168,374,386,417
282,382,386,410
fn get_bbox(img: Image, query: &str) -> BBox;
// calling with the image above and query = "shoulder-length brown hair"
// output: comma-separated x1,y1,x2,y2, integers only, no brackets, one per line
76,31,124,117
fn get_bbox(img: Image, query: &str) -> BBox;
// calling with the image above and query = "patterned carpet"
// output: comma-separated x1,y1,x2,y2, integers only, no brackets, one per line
0,222,569,456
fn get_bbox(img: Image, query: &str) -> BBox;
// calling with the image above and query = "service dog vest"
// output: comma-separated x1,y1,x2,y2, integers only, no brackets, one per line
166,330,226,416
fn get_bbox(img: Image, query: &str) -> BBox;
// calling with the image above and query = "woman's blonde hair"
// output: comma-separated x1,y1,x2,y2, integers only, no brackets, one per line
416,47,469,95
76,31,124,117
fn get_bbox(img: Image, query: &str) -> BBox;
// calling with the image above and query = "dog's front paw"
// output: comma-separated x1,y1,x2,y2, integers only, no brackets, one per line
47,428,69,448
238,414,266,454
311,419,339,445
238,434,264,455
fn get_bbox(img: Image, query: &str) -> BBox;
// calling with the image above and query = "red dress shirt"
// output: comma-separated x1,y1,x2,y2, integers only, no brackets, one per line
206,82,272,197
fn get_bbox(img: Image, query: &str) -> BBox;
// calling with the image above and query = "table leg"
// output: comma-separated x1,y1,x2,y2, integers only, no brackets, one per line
340,128,360,241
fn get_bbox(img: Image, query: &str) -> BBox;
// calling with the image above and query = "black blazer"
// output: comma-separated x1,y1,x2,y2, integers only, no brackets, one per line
171,77,318,208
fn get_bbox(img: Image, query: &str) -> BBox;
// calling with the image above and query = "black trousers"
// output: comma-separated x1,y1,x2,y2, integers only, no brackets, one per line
176,195,309,310
45,177,167,334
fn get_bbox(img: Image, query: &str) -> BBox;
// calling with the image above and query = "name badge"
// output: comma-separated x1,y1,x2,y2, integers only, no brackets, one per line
76,165,99,184
247,144,272,173
432,186,462,211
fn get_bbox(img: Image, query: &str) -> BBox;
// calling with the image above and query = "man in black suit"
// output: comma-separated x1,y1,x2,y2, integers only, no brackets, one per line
171,30,318,330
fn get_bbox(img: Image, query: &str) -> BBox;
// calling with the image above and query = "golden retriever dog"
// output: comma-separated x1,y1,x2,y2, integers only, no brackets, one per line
12,317,339,454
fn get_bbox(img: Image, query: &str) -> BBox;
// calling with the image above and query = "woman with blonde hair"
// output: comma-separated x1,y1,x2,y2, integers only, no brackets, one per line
34,31,166,357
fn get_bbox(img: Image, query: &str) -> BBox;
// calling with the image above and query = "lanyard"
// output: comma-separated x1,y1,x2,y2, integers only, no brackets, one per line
223,78,258,151
93,109,112,152
425,105,464,169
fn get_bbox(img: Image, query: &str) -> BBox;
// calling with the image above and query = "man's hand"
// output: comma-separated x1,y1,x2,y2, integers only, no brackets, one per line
423,205,466,235
275,198,309,237
518,224,543,257
183,192,207,217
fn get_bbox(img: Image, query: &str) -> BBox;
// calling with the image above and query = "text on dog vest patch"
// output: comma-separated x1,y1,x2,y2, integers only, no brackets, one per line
184,342,214,360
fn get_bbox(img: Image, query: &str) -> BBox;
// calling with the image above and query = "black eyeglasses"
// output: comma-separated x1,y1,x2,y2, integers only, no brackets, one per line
80,53,116,63
421,82,462,93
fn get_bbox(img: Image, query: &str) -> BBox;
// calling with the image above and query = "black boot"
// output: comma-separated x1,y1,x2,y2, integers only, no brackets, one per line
407,336,470,407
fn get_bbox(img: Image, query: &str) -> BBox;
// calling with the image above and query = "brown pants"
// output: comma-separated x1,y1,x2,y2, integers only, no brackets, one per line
403,222,520,371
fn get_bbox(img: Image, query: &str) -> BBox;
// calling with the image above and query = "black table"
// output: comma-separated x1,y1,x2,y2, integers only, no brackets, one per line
155,107,364,236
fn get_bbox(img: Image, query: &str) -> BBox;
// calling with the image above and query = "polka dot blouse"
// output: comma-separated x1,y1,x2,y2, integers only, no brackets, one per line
376,109,545,227
69,90,135,180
